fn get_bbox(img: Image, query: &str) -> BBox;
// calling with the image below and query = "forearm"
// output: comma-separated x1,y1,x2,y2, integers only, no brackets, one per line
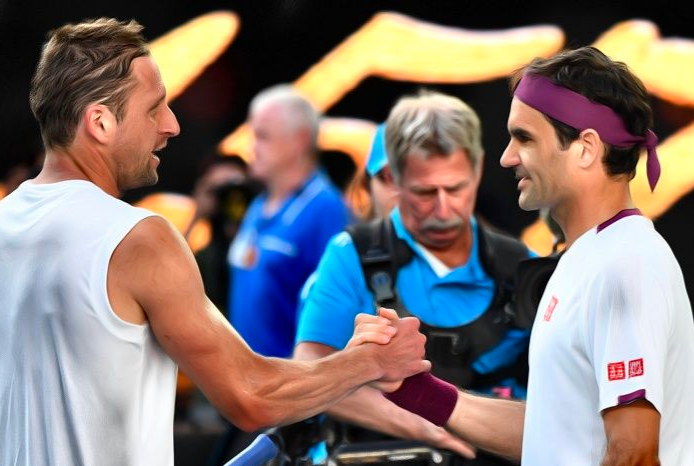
600,400,660,466
600,440,660,466
216,345,384,431
325,385,428,439
293,341,430,438
446,391,525,462
384,373,524,463
217,314,427,431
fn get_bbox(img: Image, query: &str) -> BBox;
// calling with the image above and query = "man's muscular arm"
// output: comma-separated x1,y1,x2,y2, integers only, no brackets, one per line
295,309,476,460
108,216,429,431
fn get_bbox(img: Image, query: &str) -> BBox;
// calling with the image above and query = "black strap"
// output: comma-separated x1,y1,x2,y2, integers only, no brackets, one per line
348,219,534,389
347,218,413,312
477,226,530,295
512,255,560,329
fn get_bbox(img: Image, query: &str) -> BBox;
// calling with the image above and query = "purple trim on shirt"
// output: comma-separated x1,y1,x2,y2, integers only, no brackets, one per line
597,208,642,233
618,389,646,405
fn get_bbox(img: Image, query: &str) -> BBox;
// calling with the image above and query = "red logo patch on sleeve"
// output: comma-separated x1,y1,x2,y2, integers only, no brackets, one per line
629,358,644,378
607,361,626,381
543,295,558,322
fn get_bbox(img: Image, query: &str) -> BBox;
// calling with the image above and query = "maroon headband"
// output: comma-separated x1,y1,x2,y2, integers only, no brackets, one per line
514,73,661,191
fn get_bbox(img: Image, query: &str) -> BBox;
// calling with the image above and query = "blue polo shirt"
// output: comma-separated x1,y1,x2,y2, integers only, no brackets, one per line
228,171,348,357
296,208,531,395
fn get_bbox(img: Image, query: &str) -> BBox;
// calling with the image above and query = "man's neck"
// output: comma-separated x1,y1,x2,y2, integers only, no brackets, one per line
422,223,473,269
553,181,633,249
263,158,316,215
35,148,120,197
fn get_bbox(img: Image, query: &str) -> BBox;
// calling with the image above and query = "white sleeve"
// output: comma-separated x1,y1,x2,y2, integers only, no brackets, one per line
581,254,670,414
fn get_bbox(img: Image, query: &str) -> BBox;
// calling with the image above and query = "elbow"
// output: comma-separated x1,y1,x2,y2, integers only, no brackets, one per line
221,390,284,432
237,401,281,432
215,355,291,431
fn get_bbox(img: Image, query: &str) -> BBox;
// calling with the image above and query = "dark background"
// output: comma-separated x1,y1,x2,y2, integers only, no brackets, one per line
2,0,693,290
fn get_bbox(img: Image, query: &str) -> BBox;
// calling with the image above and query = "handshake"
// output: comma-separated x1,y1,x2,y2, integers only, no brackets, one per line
346,308,429,392
345,308,459,429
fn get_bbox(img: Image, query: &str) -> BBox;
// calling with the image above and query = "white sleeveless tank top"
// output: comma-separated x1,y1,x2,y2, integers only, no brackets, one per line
0,180,178,466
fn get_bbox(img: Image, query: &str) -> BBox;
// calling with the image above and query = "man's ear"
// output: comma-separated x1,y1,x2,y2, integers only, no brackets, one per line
474,151,485,183
295,126,313,155
576,129,603,169
83,104,116,145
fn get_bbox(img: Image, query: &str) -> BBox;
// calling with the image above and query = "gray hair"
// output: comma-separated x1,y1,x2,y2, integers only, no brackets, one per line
385,90,483,182
249,84,320,150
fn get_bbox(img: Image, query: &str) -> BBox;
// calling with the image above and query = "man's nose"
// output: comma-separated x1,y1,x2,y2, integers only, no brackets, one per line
434,188,451,218
500,140,518,168
161,106,180,137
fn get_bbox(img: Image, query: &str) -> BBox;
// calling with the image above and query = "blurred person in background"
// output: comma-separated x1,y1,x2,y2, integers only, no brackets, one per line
187,153,259,314
0,151,44,198
227,85,349,358
347,123,399,221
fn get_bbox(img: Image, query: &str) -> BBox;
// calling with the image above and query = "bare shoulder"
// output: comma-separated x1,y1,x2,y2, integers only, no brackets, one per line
108,215,204,322
119,215,186,252
113,215,196,274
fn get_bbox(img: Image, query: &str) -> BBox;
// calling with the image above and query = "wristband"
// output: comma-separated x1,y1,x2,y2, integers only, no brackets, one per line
384,372,458,426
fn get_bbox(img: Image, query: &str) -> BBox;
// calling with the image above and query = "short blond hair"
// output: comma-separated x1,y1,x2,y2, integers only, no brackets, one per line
29,18,149,149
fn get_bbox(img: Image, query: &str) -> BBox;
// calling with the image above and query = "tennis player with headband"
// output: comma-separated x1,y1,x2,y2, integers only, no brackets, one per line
371,46,694,466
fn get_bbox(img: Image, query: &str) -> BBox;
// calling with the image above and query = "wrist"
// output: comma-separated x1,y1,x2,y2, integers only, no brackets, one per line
349,344,384,382
449,390,470,429
384,373,458,427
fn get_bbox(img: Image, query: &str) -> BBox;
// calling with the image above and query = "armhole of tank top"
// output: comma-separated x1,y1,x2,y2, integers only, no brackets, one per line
92,210,158,342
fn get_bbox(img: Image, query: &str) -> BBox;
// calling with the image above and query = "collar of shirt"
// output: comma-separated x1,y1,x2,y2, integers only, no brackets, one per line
253,170,324,229
389,208,489,284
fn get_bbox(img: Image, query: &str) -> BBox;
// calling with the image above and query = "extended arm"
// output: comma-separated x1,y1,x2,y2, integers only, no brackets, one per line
295,339,476,458
343,311,524,462
108,216,429,431
444,389,525,462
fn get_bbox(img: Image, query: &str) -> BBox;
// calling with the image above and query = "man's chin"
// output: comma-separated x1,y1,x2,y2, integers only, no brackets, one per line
249,163,269,181
518,194,542,212
518,202,540,212
421,231,460,250
141,169,159,187
122,172,159,192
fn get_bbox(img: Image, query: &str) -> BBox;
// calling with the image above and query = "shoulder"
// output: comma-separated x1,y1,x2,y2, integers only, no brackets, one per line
592,218,670,278
309,182,346,213
111,215,202,305
322,231,358,261
114,216,192,269
283,178,346,226
577,221,681,316
240,196,265,223
124,214,182,243
309,231,363,284
306,173,345,206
